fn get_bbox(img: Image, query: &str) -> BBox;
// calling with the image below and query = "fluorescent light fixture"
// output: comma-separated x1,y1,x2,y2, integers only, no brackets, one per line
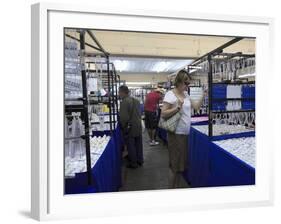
238,73,256,78
126,82,151,85
188,65,202,69
152,61,172,73
128,86,145,89
113,60,128,72
189,69,197,73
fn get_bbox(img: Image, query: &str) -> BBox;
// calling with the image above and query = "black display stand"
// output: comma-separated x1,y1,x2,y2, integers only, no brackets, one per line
187,37,255,137
64,29,119,185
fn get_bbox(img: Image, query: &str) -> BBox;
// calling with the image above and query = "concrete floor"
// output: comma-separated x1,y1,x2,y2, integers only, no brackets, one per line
120,130,190,192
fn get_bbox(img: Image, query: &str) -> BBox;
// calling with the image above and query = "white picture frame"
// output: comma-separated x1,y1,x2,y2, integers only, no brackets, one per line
31,2,274,221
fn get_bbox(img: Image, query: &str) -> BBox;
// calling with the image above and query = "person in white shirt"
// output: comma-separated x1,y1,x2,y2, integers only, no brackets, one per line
161,70,203,188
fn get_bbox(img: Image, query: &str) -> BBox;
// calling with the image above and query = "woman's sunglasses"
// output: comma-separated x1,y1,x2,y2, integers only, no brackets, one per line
184,81,190,86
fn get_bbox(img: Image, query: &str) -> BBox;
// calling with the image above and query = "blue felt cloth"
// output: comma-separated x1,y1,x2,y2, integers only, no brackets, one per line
211,84,256,111
212,101,226,111
242,85,255,110
65,176,97,194
242,85,255,98
92,130,111,137
92,137,115,192
112,126,123,189
208,142,255,186
191,121,209,126
212,85,227,110
242,101,255,110
183,127,211,187
211,131,255,141
92,126,122,192
212,84,227,99
183,127,255,187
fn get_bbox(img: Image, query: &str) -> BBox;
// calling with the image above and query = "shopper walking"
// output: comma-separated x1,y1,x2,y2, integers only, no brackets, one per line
119,85,144,169
161,70,203,188
144,88,162,146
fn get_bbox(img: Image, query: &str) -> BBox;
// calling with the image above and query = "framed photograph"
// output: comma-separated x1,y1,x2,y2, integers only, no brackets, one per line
31,2,274,221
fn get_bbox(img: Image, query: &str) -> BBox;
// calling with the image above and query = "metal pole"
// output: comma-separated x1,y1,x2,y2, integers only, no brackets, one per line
113,65,118,127
87,30,109,56
109,65,115,128
111,65,114,131
65,34,104,53
190,37,244,67
106,56,113,131
208,54,213,137
79,30,93,185
114,67,119,114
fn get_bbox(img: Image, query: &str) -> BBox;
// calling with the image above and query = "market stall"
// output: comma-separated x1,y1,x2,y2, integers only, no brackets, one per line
183,38,256,187
64,29,122,194
153,37,256,188
64,28,256,193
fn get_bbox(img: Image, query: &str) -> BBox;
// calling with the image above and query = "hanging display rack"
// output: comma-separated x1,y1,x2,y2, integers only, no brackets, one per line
187,37,256,137
64,29,119,185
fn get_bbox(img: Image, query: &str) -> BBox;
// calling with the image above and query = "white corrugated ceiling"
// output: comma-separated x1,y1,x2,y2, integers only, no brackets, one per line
65,29,255,75
109,57,193,74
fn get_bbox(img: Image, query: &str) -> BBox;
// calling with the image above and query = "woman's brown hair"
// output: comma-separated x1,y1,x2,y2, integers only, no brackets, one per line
174,70,191,87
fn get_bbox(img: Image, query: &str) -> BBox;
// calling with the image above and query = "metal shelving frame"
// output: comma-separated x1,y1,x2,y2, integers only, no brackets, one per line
187,37,256,137
64,28,119,186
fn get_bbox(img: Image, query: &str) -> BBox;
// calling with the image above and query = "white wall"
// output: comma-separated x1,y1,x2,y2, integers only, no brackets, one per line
0,0,279,224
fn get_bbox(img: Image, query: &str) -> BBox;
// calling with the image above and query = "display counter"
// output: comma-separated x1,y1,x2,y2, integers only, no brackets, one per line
183,126,255,187
65,126,123,194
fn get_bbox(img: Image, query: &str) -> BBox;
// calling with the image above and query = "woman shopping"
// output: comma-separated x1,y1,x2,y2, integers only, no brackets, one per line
161,70,203,188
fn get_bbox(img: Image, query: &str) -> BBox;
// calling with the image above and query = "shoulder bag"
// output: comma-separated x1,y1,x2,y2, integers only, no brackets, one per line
158,91,182,133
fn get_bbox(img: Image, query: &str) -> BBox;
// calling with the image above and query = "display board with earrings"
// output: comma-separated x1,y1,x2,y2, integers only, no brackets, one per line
187,38,255,137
